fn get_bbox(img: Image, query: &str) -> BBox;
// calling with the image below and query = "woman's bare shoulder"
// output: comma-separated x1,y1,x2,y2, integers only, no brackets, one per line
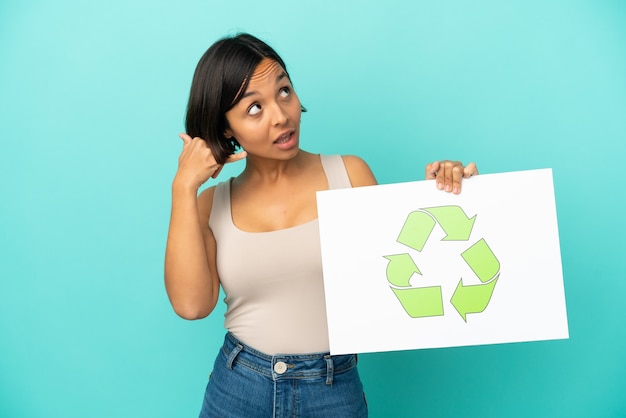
341,155,378,187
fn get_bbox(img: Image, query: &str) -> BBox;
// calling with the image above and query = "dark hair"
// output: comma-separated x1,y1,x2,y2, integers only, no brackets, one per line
185,33,293,164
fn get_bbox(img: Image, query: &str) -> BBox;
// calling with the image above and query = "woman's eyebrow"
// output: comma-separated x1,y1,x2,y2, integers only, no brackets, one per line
241,72,289,99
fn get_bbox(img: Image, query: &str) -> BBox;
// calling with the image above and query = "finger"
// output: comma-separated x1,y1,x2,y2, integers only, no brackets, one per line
425,161,440,180
451,164,465,194
178,133,192,146
225,150,248,164
442,160,460,193
210,151,247,179
463,162,479,178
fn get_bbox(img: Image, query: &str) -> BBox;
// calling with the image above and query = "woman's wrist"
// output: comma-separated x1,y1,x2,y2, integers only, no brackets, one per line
172,176,200,196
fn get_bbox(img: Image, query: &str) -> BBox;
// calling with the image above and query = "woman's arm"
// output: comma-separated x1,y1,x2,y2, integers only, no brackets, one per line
342,155,378,187
164,134,246,319
164,184,220,319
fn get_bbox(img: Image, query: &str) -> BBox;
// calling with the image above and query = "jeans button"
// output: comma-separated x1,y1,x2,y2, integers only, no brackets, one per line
274,361,287,374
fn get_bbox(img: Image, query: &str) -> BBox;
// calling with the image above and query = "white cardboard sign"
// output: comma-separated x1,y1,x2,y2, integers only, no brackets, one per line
317,169,568,355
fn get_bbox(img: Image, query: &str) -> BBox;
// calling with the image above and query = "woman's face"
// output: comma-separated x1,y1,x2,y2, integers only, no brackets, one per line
224,58,302,160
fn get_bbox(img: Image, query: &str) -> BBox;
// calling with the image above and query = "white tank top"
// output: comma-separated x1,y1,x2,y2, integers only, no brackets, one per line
208,155,351,354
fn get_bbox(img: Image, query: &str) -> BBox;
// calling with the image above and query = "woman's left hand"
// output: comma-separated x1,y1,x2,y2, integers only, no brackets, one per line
425,160,479,194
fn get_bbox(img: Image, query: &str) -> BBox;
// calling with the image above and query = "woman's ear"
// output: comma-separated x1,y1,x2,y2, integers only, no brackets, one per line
224,129,233,139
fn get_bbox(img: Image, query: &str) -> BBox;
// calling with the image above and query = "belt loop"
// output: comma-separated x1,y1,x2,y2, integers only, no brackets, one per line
226,344,243,370
324,355,334,385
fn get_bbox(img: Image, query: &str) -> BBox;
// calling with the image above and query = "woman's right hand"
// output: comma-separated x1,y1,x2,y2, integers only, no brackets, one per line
174,133,247,190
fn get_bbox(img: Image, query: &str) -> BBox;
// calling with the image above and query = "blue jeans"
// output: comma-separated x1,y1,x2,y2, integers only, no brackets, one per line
199,333,368,417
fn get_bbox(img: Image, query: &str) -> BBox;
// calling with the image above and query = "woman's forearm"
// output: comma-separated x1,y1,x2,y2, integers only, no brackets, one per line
164,183,218,319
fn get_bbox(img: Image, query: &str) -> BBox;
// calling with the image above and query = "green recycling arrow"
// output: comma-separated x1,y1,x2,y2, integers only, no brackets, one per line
397,211,435,251
450,239,501,321
384,254,444,318
451,274,499,322
384,254,421,287
461,238,500,282
424,206,476,241
396,206,476,252
390,286,444,318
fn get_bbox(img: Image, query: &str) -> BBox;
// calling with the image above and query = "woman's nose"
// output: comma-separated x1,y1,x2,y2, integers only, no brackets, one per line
270,102,288,126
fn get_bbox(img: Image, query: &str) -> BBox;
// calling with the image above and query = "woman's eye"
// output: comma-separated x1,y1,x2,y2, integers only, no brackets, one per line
247,104,262,116
279,87,291,97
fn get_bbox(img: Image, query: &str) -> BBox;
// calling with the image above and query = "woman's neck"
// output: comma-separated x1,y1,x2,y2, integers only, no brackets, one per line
239,149,313,183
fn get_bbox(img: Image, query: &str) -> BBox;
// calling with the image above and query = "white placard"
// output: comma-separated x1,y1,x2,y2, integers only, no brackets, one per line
317,169,568,355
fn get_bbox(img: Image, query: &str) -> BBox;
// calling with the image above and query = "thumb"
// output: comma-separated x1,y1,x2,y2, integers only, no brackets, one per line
463,162,479,178
178,133,192,146
425,161,440,179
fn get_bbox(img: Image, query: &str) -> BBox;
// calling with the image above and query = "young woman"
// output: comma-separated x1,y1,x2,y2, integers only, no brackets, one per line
165,33,478,418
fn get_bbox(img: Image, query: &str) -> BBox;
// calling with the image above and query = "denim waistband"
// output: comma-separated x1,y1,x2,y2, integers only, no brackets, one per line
222,332,357,385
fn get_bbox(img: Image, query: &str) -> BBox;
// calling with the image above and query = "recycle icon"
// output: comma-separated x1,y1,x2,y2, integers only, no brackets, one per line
384,206,500,322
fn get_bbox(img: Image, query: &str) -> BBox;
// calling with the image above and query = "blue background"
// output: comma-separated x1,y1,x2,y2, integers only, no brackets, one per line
1,1,625,417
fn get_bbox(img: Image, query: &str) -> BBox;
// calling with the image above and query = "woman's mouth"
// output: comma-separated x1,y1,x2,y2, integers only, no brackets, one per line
274,131,293,144
274,130,297,149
